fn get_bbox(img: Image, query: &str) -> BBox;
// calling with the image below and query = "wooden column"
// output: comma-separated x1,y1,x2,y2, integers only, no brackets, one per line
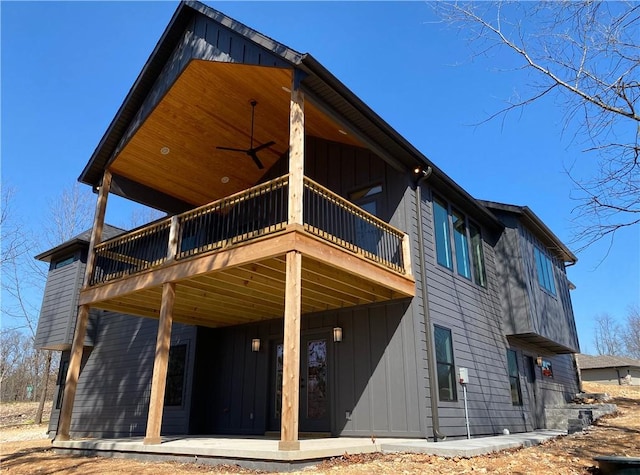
288,70,305,226
279,251,302,451
166,215,179,263
144,282,175,445
55,304,90,441
56,170,111,441
83,170,112,287
402,234,413,277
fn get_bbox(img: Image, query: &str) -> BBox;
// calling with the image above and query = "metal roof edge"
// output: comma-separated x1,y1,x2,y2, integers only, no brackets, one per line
480,200,577,263
299,54,502,230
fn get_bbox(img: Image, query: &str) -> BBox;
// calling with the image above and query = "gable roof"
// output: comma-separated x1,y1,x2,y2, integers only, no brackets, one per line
479,200,577,264
77,0,502,231
576,353,640,370
35,224,126,262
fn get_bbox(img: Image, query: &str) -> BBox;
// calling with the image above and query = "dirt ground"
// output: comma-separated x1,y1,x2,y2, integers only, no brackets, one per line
1,382,638,474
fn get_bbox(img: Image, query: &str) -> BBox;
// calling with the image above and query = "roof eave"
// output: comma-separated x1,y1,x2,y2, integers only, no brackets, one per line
480,200,577,263
299,54,503,231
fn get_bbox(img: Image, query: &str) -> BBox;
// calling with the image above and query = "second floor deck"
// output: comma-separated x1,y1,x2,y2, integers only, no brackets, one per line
79,175,415,327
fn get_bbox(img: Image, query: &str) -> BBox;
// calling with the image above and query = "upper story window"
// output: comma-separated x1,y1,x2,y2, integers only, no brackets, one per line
350,184,382,216
533,246,556,295
53,255,76,269
432,196,486,287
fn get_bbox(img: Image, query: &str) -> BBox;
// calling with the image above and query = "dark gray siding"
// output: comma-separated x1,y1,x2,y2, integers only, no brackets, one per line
35,252,97,350
519,226,579,352
417,187,530,437
491,213,579,353
115,12,291,159
49,312,196,438
191,301,421,438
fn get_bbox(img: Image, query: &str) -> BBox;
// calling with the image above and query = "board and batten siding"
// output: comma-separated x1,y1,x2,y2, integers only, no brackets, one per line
49,311,196,438
417,187,530,437
34,252,98,350
518,226,579,352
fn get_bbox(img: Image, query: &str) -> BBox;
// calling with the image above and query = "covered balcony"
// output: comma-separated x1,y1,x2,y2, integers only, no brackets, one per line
79,174,415,325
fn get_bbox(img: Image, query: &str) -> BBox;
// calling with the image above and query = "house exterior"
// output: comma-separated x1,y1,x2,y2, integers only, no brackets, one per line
35,1,581,448
576,354,640,386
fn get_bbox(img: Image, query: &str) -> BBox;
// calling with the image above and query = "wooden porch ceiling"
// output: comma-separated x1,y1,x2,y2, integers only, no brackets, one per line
81,229,415,328
109,60,362,207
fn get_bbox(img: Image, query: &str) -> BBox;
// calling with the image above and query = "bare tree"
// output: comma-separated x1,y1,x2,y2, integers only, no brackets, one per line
436,1,640,250
43,182,94,247
593,313,624,356
622,304,640,359
1,182,92,422
1,185,28,267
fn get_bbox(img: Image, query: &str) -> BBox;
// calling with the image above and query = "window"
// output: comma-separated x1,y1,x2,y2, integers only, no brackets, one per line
433,198,452,269
350,184,382,215
534,246,556,295
350,184,383,255
507,350,522,406
54,255,76,269
164,344,187,407
469,223,486,287
432,196,486,286
434,326,457,401
452,209,471,279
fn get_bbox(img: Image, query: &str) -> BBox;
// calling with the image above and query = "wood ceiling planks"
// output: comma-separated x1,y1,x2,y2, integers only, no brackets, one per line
110,60,362,207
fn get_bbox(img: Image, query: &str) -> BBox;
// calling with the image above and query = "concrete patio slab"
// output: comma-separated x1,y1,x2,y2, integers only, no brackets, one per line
52,430,568,472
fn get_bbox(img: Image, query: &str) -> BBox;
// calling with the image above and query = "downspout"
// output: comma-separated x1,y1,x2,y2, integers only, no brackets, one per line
413,166,446,441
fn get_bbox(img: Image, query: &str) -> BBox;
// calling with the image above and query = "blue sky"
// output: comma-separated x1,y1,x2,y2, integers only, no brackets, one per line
2,1,638,354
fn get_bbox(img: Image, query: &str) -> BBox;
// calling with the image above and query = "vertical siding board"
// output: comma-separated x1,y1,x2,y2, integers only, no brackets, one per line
369,306,389,433
54,312,196,438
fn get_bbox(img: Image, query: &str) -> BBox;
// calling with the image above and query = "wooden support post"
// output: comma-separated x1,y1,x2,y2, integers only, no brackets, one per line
278,251,302,451
144,282,175,445
288,71,305,226
55,304,90,441
166,216,179,262
56,169,111,441
84,170,112,288
402,233,413,277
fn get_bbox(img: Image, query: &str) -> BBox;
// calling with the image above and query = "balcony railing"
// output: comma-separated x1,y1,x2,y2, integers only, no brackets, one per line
91,175,408,285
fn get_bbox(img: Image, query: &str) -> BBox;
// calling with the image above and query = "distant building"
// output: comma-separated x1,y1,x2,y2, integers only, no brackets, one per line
576,354,640,386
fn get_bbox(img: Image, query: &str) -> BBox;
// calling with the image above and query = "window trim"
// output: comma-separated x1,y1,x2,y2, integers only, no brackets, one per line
434,325,457,402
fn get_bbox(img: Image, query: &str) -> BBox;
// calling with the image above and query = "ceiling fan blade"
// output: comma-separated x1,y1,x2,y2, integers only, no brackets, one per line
248,151,265,169
216,146,247,153
251,141,276,154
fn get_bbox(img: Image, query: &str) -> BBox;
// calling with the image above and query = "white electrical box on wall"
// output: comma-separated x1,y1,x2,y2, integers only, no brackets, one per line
459,367,469,384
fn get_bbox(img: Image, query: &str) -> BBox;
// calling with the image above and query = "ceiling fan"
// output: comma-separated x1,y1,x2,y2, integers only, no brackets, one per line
216,100,274,170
